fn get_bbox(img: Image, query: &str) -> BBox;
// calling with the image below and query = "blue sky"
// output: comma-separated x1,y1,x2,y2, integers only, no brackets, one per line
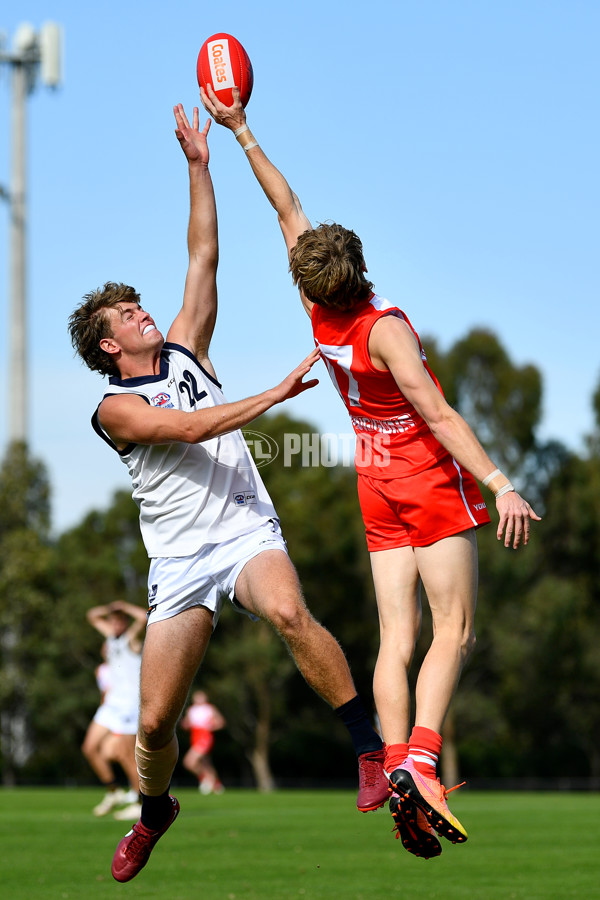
0,0,598,535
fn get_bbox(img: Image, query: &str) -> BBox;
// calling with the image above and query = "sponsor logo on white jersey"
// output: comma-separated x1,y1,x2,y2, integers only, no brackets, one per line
151,392,174,408
233,491,257,506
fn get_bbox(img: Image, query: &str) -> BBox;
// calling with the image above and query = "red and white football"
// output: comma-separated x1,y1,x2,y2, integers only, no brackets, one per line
197,33,253,108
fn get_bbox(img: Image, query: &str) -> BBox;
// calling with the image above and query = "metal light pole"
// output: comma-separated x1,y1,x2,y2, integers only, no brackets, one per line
0,22,63,443
0,25,63,783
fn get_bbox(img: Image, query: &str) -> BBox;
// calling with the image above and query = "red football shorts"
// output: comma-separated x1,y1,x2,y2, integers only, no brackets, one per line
357,454,491,551
191,731,214,755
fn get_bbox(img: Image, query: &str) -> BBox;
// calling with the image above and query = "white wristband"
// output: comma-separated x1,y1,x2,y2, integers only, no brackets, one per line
234,124,249,137
243,141,259,152
495,482,515,499
482,468,502,486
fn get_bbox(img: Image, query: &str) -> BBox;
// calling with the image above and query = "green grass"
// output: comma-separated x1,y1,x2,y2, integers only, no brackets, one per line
0,788,598,899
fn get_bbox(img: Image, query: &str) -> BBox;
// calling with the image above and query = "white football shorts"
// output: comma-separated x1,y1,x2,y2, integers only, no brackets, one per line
93,702,139,735
146,519,288,628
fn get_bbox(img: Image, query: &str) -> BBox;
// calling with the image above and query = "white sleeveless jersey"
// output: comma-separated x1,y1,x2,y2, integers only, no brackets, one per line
104,633,141,714
92,342,278,557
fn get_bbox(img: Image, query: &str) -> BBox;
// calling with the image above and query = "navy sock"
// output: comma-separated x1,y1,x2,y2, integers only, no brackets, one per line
140,790,172,830
335,695,382,756
102,781,120,791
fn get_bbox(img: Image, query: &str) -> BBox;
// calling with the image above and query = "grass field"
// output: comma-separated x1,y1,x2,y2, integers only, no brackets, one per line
0,788,598,899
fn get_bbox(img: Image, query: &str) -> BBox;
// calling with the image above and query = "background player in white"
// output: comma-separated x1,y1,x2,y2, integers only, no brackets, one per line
92,643,143,819
68,105,387,883
82,601,145,819
200,85,541,858
181,689,226,794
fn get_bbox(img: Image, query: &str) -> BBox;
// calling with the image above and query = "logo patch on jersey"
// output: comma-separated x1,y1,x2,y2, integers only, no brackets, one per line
151,392,174,408
233,491,257,506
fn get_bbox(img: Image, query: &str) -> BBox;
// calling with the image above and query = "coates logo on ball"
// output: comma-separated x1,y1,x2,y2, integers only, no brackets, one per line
197,32,253,108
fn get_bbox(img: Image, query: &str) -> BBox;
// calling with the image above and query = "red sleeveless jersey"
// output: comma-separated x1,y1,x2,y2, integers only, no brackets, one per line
311,294,448,478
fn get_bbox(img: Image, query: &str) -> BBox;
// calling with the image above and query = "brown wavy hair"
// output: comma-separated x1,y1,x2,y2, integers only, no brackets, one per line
289,223,374,311
68,282,141,376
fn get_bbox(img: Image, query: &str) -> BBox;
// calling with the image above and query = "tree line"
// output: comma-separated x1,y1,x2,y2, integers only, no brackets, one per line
0,327,598,788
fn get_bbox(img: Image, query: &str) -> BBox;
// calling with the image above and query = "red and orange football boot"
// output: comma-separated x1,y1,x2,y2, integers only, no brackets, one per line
389,758,468,843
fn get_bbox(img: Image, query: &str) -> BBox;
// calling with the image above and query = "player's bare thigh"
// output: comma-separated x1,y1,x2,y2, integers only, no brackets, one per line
369,545,422,638
102,732,124,762
233,549,307,624
82,720,112,754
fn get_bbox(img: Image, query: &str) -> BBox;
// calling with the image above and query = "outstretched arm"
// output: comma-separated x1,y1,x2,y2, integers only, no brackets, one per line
99,348,321,450
167,105,219,368
200,85,314,314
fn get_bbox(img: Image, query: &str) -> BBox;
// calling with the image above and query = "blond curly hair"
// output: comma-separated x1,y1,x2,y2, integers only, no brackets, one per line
289,223,374,311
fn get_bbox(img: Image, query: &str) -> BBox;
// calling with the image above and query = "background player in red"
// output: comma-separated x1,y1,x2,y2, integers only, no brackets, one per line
181,689,226,794
201,85,541,858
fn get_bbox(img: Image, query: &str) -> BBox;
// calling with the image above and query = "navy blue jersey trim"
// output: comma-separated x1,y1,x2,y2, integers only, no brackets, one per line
108,354,169,387
163,342,222,388
107,344,222,390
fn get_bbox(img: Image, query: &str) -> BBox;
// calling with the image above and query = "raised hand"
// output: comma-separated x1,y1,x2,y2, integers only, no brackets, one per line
173,103,211,165
274,348,321,402
200,84,247,133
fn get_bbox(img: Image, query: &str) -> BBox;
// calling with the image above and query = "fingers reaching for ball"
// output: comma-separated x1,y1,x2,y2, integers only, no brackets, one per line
173,103,211,163
200,85,247,133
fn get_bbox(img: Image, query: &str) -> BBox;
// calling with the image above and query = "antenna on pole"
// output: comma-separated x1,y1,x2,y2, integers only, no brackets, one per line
0,22,64,443
40,22,63,88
